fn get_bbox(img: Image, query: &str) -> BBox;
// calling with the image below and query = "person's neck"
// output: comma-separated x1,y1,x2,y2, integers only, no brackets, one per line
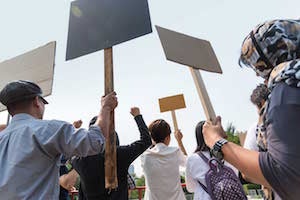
12,110,40,119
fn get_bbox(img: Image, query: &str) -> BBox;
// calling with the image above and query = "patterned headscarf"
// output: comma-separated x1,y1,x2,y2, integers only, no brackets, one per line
239,19,300,150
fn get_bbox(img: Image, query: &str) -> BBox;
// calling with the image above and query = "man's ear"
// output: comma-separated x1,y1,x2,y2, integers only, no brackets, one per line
32,96,40,107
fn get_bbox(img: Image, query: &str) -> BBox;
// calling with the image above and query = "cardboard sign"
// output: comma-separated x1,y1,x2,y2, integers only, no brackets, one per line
66,0,152,60
159,94,186,113
156,25,222,73
0,42,56,112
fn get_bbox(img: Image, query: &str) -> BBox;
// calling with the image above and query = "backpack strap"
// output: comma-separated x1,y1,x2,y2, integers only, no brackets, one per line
196,151,209,163
196,151,209,194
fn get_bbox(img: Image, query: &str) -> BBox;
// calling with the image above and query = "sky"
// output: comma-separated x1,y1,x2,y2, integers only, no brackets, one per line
1,0,300,176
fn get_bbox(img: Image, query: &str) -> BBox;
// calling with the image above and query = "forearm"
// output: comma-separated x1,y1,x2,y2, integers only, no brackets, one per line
134,115,151,146
95,107,112,139
222,142,270,187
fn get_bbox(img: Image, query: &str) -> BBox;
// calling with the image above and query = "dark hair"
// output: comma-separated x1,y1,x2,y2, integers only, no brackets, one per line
148,119,171,143
7,97,36,115
89,116,120,146
194,121,210,153
250,84,270,109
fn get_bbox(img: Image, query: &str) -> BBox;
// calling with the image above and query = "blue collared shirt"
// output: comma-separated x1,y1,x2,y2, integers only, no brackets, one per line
0,113,105,199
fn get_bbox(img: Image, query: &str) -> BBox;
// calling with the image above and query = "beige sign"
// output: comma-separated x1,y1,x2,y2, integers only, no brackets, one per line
0,41,56,111
156,25,222,73
159,94,186,112
156,26,222,120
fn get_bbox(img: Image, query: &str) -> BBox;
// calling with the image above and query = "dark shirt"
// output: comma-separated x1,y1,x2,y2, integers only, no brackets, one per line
73,115,151,200
259,82,300,200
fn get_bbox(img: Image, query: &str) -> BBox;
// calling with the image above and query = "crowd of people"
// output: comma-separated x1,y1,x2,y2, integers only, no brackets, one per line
0,18,300,200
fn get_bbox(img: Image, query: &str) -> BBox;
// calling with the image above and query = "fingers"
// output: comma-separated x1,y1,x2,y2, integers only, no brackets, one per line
101,91,118,110
130,107,140,117
73,120,83,128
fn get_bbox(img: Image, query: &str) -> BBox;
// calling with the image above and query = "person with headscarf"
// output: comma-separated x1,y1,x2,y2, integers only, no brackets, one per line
202,19,300,200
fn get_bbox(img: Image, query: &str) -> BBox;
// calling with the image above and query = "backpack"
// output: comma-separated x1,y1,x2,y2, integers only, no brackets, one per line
197,152,247,200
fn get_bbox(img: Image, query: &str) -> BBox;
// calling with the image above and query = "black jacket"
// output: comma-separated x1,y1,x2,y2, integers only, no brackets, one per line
72,115,151,200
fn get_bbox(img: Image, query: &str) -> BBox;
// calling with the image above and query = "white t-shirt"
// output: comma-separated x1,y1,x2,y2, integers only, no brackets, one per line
185,151,238,200
141,143,186,200
244,122,259,151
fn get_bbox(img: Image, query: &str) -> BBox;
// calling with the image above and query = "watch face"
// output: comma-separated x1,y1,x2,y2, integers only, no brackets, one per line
211,149,223,160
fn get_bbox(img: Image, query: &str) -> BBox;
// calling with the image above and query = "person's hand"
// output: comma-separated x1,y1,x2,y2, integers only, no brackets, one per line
0,124,6,132
212,116,227,139
202,116,226,148
130,107,140,117
59,169,78,191
73,120,82,129
101,91,118,111
174,129,183,141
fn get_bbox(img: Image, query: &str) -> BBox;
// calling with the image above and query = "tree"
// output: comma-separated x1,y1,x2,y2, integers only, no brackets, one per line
225,123,240,145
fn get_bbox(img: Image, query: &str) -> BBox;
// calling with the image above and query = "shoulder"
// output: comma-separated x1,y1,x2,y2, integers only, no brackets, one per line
187,152,208,166
270,82,300,108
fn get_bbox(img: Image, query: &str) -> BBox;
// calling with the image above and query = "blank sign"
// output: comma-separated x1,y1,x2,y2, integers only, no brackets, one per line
159,94,186,113
0,42,56,111
66,0,152,60
156,26,222,74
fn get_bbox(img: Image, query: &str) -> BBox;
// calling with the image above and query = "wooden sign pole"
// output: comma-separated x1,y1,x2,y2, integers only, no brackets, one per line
170,110,178,131
189,67,216,121
104,47,118,189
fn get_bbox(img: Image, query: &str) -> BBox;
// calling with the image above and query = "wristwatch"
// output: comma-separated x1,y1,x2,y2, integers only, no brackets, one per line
210,138,228,160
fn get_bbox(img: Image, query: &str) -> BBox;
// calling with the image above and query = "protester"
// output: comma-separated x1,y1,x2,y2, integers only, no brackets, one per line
0,80,117,199
202,19,300,200
185,121,237,200
244,84,270,152
59,120,83,200
71,107,151,200
141,119,187,200
241,84,273,199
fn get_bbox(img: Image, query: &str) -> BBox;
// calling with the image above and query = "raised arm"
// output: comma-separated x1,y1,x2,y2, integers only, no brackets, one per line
118,107,152,164
174,129,188,156
95,91,118,139
202,117,270,187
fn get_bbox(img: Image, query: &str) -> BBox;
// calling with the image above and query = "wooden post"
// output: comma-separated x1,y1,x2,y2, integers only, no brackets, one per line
104,47,118,189
189,67,216,121
171,110,178,131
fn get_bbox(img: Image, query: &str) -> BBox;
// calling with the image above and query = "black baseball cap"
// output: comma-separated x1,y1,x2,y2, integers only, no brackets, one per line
0,80,48,106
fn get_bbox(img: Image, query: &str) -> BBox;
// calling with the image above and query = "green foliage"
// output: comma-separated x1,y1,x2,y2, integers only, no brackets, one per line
135,175,145,186
129,175,145,199
225,123,240,145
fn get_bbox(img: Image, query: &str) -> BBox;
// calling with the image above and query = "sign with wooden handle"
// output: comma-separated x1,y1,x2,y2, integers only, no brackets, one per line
159,94,187,155
66,0,152,190
156,26,222,121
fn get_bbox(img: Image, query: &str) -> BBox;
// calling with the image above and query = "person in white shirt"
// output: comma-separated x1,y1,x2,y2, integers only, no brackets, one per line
141,119,187,200
185,121,237,200
244,122,259,151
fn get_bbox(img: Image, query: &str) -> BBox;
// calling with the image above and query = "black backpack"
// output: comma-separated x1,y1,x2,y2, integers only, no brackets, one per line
197,152,247,200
